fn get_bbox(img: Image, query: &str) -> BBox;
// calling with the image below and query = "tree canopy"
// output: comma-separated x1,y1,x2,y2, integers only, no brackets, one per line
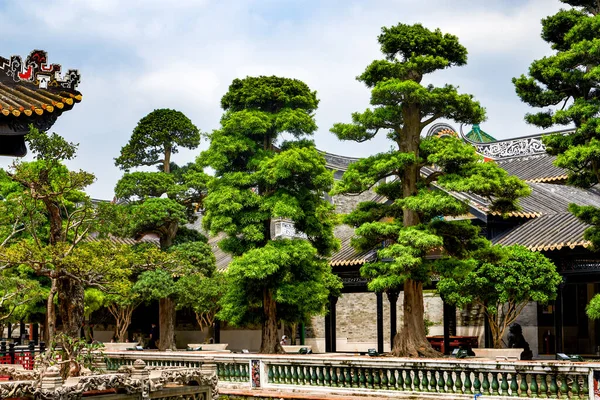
331,23,530,356
438,245,561,348
202,76,341,353
114,109,201,173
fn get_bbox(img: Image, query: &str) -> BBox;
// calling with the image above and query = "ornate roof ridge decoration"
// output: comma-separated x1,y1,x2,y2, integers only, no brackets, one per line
318,150,361,171
459,124,575,160
0,49,80,90
0,50,82,156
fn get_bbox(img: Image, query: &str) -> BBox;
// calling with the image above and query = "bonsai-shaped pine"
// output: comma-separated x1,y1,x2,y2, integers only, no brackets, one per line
514,0,600,241
115,109,201,174
513,0,600,320
201,76,341,353
112,109,210,350
331,23,530,356
438,245,561,349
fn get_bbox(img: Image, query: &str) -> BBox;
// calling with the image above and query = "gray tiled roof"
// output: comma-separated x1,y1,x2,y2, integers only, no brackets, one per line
495,154,567,183
494,213,591,251
491,183,600,251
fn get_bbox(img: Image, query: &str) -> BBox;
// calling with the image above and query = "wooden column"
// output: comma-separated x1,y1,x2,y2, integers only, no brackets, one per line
554,284,564,353
387,291,399,350
214,320,221,344
324,296,338,353
330,296,337,353
442,300,456,355
376,292,384,353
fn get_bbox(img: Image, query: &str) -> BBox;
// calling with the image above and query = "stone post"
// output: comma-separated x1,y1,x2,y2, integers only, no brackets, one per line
40,366,63,390
200,357,217,376
131,359,149,381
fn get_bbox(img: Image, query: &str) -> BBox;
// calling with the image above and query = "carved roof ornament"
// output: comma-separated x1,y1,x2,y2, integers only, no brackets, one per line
0,50,82,157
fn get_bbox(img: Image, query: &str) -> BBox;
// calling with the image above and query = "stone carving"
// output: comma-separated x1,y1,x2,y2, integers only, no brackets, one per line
0,359,217,400
0,364,40,380
473,136,548,159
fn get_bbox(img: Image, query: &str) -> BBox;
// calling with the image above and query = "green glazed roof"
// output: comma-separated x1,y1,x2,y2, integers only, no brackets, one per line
466,124,496,143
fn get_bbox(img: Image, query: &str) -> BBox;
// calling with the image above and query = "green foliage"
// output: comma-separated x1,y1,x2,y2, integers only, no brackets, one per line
115,109,201,172
203,76,340,351
586,292,600,319
514,1,600,190
176,272,229,330
38,332,105,377
333,23,529,355
114,172,175,200
438,245,561,348
0,273,44,322
84,288,105,318
134,269,178,302
218,239,342,326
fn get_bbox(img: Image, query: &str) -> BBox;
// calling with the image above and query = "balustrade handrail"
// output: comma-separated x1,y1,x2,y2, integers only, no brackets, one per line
103,350,596,373
104,351,598,398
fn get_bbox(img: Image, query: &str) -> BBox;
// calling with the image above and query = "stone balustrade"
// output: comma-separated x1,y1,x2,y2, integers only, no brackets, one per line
104,350,597,399
0,358,218,400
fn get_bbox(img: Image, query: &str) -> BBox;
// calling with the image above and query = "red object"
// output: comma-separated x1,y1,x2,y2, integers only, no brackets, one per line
427,335,479,354
18,66,32,80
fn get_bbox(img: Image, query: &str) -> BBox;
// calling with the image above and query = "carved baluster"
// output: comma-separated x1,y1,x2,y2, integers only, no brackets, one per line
429,370,437,393
548,374,558,398
519,373,529,397
509,373,518,397
482,372,490,395
376,368,383,389
356,367,364,388
473,372,481,395
463,371,472,395
421,369,429,392
297,365,304,384
500,372,509,396
446,370,454,393
292,365,299,384
455,371,463,394
582,374,589,397
324,365,331,386
404,369,412,391
389,368,397,390
318,366,325,386
311,366,318,385
412,369,420,391
491,372,500,395
438,371,446,393
570,374,580,398
538,374,548,398
559,375,568,398
352,367,359,388
381,368,388,389
366,368,373,389
397,369,405,391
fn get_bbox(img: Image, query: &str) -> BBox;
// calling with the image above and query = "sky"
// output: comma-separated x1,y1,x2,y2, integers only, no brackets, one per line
0,0,564,199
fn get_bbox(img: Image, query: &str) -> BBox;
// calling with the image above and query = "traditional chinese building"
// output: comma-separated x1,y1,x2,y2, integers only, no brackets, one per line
0,50,82,156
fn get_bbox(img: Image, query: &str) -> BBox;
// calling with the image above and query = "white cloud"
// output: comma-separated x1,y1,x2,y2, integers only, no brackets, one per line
0,0,567,198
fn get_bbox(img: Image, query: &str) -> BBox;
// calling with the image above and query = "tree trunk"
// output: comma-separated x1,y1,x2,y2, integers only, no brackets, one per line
163,147,171,174
393,279,438,357
392,107,438,357
57,277,85,339
46,278,58,342
260,288,283,354
158,297,176,350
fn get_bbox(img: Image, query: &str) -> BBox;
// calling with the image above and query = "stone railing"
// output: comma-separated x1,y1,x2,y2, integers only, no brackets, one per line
104,351,597,399
0,358,217,400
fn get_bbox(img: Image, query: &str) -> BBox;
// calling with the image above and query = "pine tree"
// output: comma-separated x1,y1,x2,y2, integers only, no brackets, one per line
332,23,530,356
202,76,341,354
514,0,600,246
